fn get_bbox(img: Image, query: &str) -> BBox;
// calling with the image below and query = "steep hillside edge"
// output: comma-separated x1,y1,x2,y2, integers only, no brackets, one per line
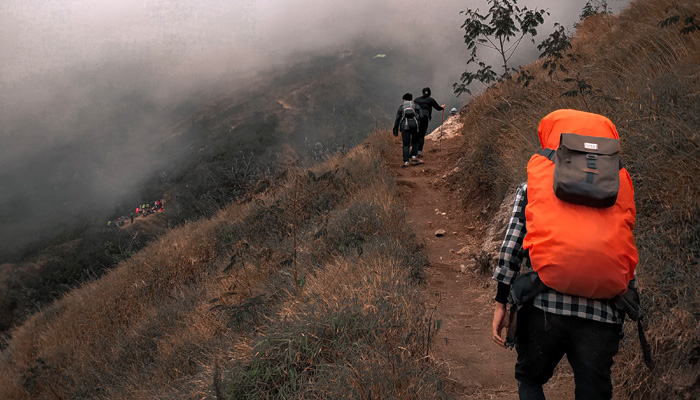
0,131,448,399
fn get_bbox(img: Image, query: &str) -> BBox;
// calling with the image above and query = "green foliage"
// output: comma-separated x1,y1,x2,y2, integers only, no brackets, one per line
454,0,548,96
561,75,594,98
515,67,535,87
537,23,575,80
658,7,700,34
580,1,612,20
561,74,618,111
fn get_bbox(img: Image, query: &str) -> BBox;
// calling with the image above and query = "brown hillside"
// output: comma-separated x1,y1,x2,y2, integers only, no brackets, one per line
0,0,697,399
0,133,449,399
450,0,699,398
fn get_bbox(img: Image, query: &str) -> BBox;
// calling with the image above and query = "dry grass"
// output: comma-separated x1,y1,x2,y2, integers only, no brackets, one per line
218,133,439,399
0,130,443,399
1,1,697,398
0,217,229,399
452,0,700,398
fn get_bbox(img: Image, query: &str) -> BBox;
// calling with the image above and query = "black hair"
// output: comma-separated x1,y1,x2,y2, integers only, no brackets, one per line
422,87,431,97
402,92,413,101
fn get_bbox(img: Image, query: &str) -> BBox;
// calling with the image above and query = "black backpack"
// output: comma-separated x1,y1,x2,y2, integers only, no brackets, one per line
401,101,419,131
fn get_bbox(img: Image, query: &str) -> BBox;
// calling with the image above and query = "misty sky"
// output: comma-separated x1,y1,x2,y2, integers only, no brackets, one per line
0,0,630,260
1,0,631,94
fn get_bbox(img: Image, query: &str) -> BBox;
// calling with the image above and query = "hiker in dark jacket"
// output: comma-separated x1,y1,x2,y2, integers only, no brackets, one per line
392,93,424,168
413,87,444,158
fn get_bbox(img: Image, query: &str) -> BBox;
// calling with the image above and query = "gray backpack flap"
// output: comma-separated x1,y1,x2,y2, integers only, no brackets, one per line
401,101,418,130
545,132,621,208
402,101,416,118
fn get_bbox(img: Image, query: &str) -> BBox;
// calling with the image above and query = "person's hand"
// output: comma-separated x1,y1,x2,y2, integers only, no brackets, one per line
492,302,509,348
441,104,445,108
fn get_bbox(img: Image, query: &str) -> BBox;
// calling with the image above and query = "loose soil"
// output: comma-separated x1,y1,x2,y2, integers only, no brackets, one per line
389,132,575,399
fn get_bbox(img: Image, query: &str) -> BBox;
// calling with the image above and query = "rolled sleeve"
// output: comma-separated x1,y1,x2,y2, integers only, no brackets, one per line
493,183,528,285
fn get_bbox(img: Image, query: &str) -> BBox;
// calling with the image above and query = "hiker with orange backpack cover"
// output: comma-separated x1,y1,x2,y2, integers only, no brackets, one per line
491,109,642,400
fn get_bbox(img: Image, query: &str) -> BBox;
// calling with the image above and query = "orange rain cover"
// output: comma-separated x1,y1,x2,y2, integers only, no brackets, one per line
523,109,638,299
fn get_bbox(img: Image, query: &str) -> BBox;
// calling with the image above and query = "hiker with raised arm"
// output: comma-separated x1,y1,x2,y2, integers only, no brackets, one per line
392,93,424,168
413,87,444,160
491,109,648,399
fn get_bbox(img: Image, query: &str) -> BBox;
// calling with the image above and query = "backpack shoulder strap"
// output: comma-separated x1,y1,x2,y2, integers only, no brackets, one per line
638,318,655,369
539,148,556,161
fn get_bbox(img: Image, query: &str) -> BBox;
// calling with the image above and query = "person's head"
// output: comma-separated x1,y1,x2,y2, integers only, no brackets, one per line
402,93,413,101
422,87,431,97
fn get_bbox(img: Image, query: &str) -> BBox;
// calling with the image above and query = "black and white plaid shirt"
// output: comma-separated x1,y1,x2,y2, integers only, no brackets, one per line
493,182,633,324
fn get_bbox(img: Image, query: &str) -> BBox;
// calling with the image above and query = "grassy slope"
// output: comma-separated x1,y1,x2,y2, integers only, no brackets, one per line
0,0,698,399
0,131,446,399
0,47,424,341
450,0,699,398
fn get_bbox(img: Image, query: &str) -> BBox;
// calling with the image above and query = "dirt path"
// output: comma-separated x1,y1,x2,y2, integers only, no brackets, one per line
389,131,574,399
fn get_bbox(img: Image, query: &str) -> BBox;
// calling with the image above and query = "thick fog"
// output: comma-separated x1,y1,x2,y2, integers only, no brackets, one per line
0,0,629,260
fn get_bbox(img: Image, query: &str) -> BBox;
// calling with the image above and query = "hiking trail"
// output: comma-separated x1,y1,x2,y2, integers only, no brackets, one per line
389,129,575,400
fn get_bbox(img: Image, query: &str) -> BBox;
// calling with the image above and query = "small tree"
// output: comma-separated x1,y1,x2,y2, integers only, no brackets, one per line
537,23,576,81
561,73,618,111
580,0,611,20
454,0,548,96
516,67,535,88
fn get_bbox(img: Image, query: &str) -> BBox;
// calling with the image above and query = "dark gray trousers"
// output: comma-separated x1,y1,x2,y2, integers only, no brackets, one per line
401,129,419,162
515,305,622,400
